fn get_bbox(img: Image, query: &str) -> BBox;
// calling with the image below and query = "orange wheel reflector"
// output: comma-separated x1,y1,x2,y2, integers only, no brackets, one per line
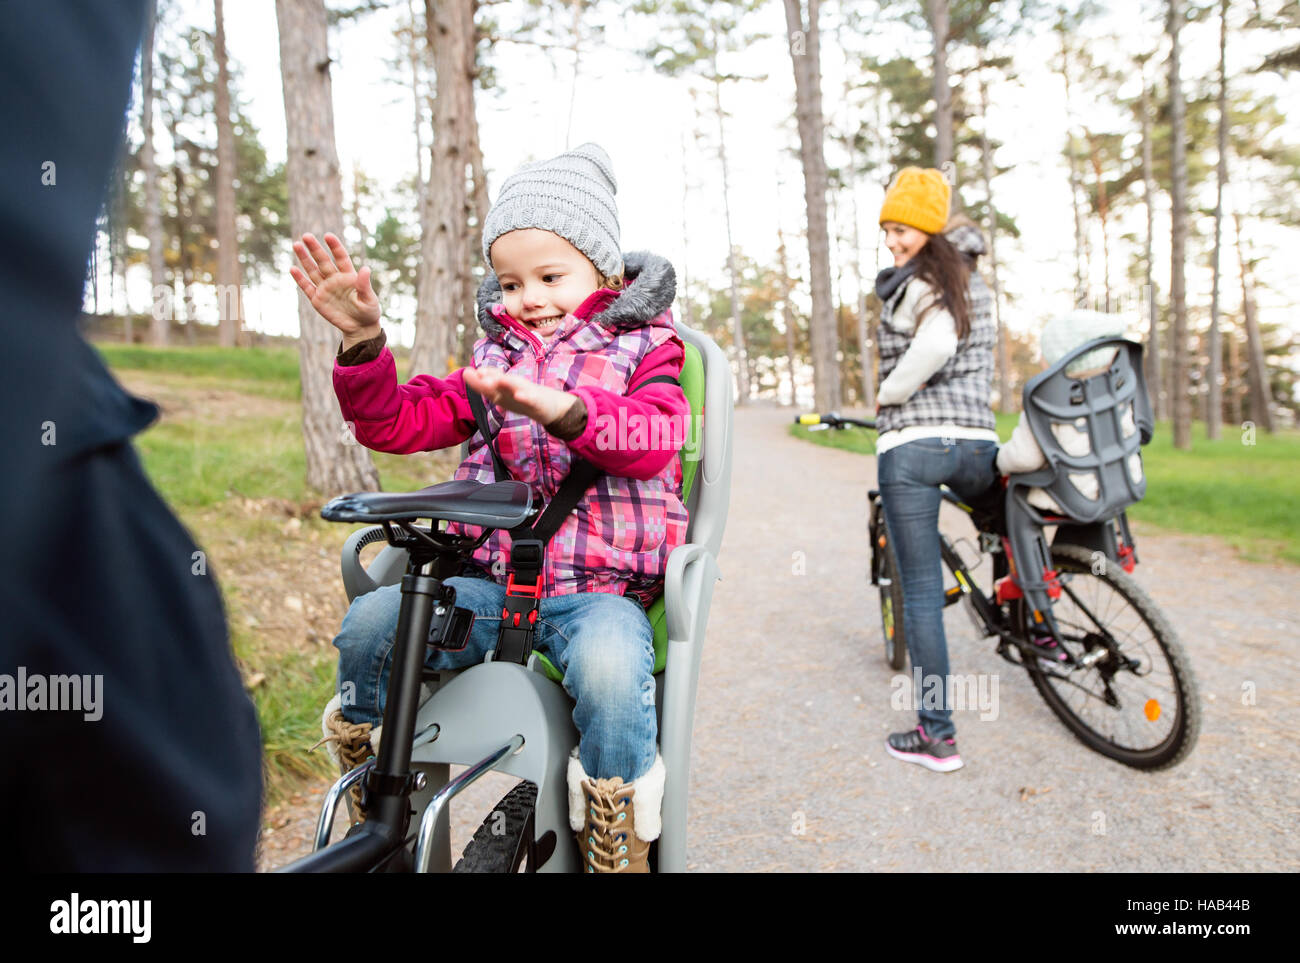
1144,699,1161,721
878,536,887,548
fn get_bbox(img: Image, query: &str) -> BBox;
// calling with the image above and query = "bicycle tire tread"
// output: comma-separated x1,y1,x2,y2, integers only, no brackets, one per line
451,782,538,873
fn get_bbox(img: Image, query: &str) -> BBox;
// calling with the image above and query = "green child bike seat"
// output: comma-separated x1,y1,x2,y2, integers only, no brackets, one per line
532,339,706,683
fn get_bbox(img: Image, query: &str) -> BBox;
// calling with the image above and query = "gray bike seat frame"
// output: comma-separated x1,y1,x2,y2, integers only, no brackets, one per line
1004,335,1152,619
1008,336,1152,526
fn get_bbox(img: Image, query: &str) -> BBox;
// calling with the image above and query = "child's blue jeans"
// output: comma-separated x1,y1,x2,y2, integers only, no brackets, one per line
333,576,658,783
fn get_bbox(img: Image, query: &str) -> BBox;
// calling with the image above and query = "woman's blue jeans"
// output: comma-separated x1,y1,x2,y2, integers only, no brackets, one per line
332,576,658,783
878,437,1000,740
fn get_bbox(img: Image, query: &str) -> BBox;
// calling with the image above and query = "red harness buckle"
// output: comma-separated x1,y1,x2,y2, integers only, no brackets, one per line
505,572,541,598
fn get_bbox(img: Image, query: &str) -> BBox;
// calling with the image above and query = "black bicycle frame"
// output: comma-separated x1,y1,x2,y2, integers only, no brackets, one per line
278,521,487,873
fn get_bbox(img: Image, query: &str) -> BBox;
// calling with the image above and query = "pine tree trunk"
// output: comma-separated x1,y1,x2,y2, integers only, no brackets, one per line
1059,31,1089,307
1140,68,1164,420
412,0,473,380
978,70,1009,412
112,169,131,340
776,219,799,407
679,134,696,331
167,107,197,345
1085,133,1112,310
1207,0,1228,440
351,167,371,260
1227,311,1242,426
214,0,244,347
460,11,488,366
849,182,874,407
927,0,953,176
1169,0,1192,449
711,55,749,405
460,115,487,366
1233,212,1274,432
782,0,840,411
142,0,169,346
564,0,582,148
408,0,428,221
829,186,848,401
276,0,380,494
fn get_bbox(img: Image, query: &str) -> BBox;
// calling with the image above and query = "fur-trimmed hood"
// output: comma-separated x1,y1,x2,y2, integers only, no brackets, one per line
474,250,677,342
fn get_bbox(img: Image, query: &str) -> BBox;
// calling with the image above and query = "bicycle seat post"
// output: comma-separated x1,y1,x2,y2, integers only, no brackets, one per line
360,520,480,845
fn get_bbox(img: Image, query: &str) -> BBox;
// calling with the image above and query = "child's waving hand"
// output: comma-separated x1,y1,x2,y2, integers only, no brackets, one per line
290,232,381,350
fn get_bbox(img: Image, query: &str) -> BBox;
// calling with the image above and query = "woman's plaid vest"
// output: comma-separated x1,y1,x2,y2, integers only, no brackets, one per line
876,271,997,434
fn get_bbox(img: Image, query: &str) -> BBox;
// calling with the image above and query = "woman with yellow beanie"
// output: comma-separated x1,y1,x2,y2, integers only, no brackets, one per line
873,167,1001,772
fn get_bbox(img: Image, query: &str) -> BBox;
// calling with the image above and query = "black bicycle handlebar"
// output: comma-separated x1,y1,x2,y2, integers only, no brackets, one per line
794,412,878,431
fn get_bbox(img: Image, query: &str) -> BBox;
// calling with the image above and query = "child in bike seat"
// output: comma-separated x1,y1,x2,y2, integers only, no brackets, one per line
995,310,1144,514
290,143,689,873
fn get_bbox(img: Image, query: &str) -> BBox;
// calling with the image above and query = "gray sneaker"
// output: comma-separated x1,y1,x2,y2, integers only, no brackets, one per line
885,725,964,772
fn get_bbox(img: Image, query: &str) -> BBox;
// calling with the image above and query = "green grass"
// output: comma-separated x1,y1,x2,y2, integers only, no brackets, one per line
97,343,303,400
231,622,338,796
134,413,449,508
789,415,1300,566
1135,421,1300,565
134,411,310,507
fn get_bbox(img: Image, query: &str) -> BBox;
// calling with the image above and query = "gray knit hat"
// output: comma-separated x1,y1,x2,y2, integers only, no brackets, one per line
481,142,622,277
1041,310,1127,375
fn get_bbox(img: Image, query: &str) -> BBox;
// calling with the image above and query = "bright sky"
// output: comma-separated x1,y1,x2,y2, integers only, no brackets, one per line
103,0,1300,364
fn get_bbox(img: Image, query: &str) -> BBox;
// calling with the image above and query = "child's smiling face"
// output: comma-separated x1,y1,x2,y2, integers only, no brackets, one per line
489,229,603,341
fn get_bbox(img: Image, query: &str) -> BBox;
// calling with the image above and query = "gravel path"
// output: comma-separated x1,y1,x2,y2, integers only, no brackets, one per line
261,405,1300,871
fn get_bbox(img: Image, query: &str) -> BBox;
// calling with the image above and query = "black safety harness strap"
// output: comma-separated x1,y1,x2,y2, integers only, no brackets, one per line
465,387,510,482
628,374,680,391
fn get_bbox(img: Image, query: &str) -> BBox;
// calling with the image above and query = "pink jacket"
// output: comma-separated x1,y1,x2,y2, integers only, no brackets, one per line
333,251,690,605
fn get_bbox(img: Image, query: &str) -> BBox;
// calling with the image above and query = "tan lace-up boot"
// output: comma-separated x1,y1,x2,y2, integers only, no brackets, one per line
314,706,375,824
567,751,665,874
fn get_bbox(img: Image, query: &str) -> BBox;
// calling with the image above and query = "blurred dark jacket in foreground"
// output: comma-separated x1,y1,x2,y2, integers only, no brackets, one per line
0,1,263,870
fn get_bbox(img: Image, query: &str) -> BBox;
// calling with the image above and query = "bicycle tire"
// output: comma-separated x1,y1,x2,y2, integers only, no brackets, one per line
1020,544,1200,770
878,536,909,670
451,782,538,873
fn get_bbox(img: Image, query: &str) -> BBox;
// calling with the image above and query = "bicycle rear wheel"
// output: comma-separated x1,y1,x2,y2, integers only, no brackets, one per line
1019,544,1200,770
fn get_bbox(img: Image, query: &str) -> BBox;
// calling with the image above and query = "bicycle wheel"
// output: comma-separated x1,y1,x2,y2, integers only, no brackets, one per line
1018,544,1200,770
878,534,909,670
451,782,538,873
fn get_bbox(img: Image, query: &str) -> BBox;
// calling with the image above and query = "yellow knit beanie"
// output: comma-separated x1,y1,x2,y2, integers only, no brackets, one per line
879,167,950,235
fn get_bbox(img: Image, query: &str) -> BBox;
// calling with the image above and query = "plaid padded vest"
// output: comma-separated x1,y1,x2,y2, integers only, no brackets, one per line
876,272,997,434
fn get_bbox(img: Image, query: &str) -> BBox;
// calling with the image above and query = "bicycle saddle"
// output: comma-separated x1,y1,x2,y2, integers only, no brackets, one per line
321,479,533,529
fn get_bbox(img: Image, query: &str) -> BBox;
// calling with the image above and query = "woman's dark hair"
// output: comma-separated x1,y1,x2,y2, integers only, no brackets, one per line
913,231,972,340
